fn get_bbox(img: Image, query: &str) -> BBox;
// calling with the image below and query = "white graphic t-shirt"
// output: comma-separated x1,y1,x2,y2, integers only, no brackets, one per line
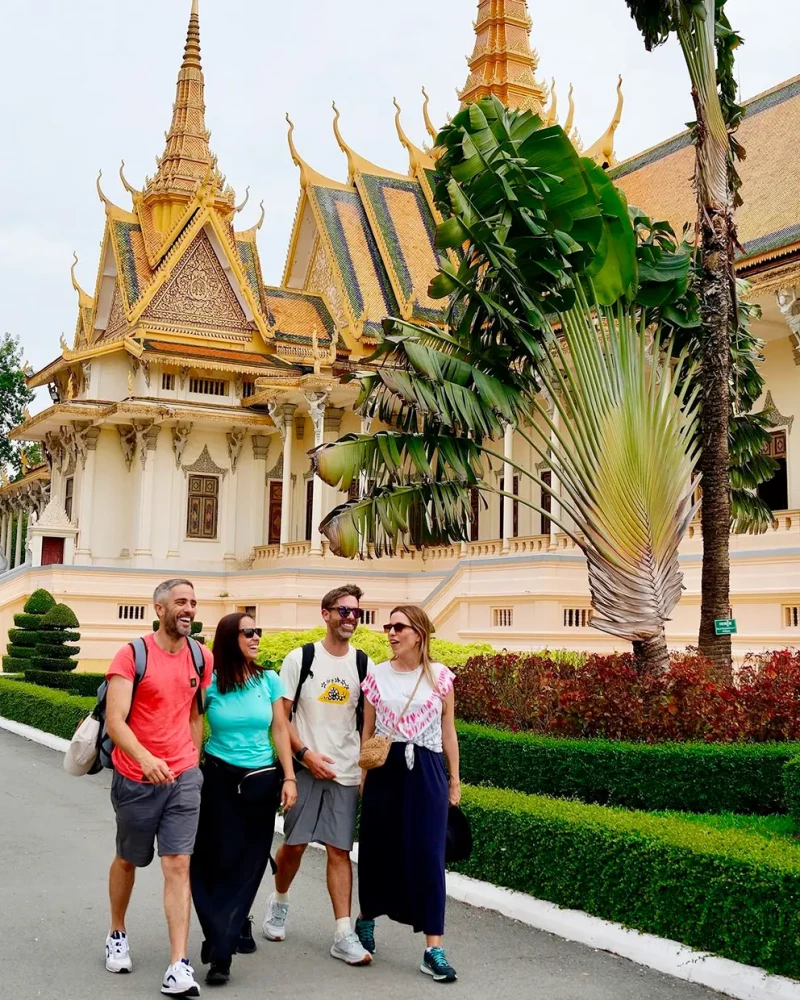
281,642,373,787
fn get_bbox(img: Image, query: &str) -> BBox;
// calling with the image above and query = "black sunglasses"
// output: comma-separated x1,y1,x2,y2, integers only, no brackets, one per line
383,622,415,634
332,607,364,620
239,627,263,639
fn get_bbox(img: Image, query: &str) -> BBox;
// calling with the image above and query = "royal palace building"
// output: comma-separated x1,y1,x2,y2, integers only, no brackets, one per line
1,0,799,667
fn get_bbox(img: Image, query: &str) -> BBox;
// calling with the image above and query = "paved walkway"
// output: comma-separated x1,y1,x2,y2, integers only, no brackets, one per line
0,729,725,1000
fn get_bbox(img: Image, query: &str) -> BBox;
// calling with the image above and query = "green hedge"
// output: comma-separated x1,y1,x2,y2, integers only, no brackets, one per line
25,589,56,614
457,785,800,979
0,678,93,740
7,645,37,660
14,613,44,630
33,657,80,673
784,758,800,825
8,630,38,647
35,630,80,646
456,722,799,815
22,670,105,697
2,657,31,673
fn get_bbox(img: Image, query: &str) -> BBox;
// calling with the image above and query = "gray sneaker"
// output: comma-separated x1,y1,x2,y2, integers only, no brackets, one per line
330,930,372,966
262,893,289,942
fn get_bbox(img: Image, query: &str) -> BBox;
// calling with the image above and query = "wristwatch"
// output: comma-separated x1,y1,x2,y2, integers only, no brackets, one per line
295,747,309,763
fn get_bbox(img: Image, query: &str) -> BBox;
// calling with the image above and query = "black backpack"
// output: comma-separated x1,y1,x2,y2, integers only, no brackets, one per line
90,635,206,773
291,642,369,733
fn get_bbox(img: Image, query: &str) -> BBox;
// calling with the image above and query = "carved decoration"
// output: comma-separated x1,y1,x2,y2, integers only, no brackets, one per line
142,360,152,389
265,454,284,483
72,422,99,468
760,390,795,432
325,407,345,435
105,284,127,338
182,444,228,480
226,428,247,474
144,230,251,333
81,362,92,394
251,434,271,462
35,497,75,529
306,391,329,443
179,365,191,390
268,402,296,443
117,425,137,471
171,423,193,469
294,414,307,441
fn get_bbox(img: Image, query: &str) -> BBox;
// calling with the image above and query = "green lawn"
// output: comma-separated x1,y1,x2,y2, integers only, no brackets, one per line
655,809,799,843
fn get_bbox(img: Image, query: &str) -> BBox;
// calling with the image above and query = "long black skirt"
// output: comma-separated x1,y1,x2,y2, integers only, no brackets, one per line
358,742,448,936
190,754,279,963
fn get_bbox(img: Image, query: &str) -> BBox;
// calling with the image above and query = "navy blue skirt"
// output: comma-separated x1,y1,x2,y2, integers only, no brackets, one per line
358,742,449,935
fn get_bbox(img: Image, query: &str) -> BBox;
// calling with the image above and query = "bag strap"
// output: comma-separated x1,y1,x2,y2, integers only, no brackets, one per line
291,643,316,721
186,636,206,714
386,670,426,739
355,649,368,733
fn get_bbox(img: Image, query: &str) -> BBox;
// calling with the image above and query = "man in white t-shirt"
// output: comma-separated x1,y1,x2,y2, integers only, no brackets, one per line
262,585,374,965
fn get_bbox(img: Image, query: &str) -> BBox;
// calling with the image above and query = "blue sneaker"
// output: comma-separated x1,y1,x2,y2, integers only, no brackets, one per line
421,947,457,983
354,917,376,954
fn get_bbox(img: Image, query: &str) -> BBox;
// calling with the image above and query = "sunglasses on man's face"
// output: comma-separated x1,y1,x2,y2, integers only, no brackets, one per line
239,627,263,639
383,622,414,634
333,607,364,620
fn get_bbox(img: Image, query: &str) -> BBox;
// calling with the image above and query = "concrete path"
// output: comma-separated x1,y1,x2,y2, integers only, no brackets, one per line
0,729,725,1000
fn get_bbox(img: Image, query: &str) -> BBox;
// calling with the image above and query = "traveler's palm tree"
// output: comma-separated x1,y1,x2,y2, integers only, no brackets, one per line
622,0,746,667
312,98,701,671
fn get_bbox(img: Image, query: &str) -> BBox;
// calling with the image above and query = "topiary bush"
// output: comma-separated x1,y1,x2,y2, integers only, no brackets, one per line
3,588,56,673
32,603,81,673
23,670,105,698
784,757,800,825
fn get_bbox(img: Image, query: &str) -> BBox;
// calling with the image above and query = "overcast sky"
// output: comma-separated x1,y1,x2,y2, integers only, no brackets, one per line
1,0,797,408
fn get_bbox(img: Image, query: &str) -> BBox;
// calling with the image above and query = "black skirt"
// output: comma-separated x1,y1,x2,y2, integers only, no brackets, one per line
190,754,280,963
358,742,449,936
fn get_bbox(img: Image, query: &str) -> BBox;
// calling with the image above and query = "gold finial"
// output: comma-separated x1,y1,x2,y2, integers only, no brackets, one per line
564,84,576,136
70,252,81,293
255,200,265,231
585,75,624,169
119,160,141,198
59,333,69,353
285,114,345,190
234,185,250,214
392,97,433,174
421,87,438,145
96,169,113,211
331,101,348,157
543,78,558,126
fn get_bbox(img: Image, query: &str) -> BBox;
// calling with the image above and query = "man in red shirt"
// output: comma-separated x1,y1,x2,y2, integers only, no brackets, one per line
103,578,212,998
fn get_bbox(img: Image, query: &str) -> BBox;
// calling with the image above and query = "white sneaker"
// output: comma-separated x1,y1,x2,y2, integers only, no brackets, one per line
161,958,200,997
330,930,372,966
105,931,132,973
262,892,289,941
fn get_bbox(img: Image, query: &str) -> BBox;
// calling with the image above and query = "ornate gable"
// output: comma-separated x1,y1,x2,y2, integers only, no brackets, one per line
142,229,252,338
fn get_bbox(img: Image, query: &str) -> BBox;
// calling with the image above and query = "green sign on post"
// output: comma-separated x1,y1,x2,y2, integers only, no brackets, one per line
714,619,737,636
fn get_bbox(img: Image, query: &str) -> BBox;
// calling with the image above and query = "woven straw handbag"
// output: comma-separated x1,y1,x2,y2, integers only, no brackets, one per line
358,671,424,770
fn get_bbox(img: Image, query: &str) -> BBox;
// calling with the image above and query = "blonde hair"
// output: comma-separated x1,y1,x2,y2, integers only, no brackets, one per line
389,605,438,692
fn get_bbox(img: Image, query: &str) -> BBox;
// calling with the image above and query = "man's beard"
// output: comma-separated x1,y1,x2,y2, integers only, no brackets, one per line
164,610,191,639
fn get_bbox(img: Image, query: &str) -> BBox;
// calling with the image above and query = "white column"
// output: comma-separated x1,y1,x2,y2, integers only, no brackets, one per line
3,506,13,568
549,407,562,551
269,403,297,552
502,424,514,554
132,424,160,567
13,504,25,569
74,429,100,564
0,509,9,563
251,435,271,548
308,393,329,555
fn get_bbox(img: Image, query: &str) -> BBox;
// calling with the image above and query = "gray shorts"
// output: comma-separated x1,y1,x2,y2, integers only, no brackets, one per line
111,767,203,867
282,768,359,852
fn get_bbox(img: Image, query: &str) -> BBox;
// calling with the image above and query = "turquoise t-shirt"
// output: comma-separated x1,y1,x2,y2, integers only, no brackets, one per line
204,669,286,769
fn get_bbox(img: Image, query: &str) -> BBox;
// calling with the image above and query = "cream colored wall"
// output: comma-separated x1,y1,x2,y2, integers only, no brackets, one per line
757,336,797,508
84,428,134,561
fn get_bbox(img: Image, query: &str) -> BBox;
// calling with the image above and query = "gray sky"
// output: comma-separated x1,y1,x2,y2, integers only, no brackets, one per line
1,0,797,410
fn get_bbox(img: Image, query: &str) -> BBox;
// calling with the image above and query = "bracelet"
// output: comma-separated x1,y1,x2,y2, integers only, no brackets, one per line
283,777,297,784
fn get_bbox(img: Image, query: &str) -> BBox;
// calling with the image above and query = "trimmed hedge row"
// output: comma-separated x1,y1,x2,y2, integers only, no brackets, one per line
784,758,800,825
22,670,105,697
457,785,800,979
0,679,92,740
457,722,800,815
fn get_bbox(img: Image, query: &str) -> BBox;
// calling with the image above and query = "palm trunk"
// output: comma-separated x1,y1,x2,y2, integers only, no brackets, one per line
697,204,733,671
632,630,669,674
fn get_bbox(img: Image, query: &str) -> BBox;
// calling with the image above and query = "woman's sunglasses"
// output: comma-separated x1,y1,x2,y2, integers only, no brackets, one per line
383,623,415,634
239,627,263,639
333,607,364,620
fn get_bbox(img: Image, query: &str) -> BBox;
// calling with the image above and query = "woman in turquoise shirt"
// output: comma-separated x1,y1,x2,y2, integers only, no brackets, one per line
191,613,296,986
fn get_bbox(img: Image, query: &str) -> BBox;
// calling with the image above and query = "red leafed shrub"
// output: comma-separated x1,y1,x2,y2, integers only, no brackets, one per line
454,648,800,742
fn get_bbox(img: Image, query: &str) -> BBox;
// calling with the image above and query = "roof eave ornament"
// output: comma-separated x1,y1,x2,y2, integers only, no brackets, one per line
585,76,624,169
234,185,251,214
119,161,141,200
421,86,438,147
96,169,118,214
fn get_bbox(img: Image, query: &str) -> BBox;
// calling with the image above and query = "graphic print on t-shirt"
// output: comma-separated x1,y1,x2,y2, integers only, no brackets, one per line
317,677,351,704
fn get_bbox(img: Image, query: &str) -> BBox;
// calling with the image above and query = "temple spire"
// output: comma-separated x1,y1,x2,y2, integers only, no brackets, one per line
459,0,547,114
145,0,217,202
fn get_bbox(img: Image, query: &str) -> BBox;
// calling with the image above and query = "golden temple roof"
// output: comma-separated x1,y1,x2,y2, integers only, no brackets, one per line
459,0,547,114
612,75,800,270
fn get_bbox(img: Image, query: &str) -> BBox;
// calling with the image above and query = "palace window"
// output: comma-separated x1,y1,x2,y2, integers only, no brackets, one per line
238,605,257,618
118,605,146,621
564,608,593,628
470,488,480,541
540,470,553,535
241,381,255,399
305,480,314,541
785,606,800,629
361,609,377,626
64,476,74,521
757,430,789,513
189,377,228,397
187,475,219,540
493,608,514,628
162,373,176,391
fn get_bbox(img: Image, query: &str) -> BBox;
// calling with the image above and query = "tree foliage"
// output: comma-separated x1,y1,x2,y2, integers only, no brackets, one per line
0,333,34,479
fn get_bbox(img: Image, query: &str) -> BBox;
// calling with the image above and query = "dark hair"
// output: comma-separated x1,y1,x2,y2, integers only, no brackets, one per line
212,612,263,695
321,584,363,611
153,578,194,605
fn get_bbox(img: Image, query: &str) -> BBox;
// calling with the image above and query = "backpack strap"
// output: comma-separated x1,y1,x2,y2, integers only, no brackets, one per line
186,636,206,714
291,643,316,722
355,649,368,734
129,637,148,691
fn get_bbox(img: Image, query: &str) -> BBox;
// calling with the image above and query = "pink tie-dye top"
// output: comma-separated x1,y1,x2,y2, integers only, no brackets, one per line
362,661,455,751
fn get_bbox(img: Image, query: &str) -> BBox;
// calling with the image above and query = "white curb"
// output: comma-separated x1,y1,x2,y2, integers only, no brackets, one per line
3,714,800,1000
